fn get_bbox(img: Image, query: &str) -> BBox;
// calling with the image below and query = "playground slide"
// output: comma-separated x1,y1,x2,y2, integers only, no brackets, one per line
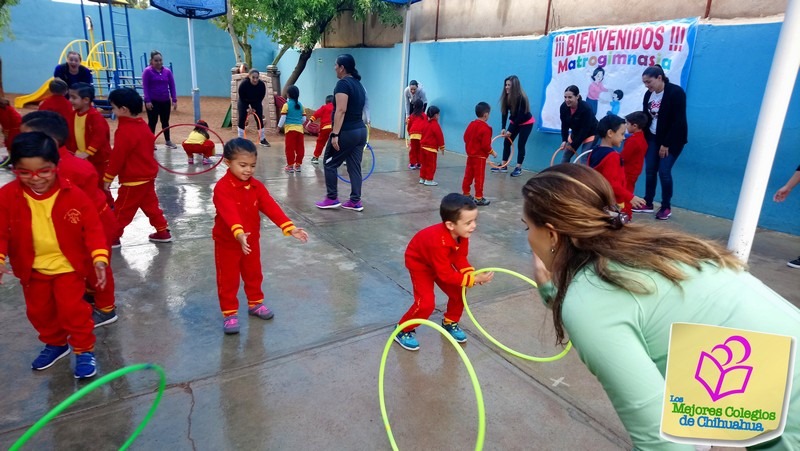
14,77,54,109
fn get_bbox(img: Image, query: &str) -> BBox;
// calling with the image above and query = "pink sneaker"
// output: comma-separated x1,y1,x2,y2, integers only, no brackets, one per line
294,164,302,172
284,165,295,173
315,198,341,209
223,315,240,334
248,303,274,320
148,230,173,243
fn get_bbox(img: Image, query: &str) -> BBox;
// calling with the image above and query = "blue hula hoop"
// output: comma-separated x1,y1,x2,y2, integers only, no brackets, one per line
337,142,375,184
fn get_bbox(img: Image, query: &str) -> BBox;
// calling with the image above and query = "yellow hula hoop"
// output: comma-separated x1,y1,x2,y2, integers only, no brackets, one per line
461,267,572,362
378,319,485,451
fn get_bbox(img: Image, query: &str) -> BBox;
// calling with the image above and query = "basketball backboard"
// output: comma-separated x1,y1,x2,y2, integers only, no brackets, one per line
150,0,226,19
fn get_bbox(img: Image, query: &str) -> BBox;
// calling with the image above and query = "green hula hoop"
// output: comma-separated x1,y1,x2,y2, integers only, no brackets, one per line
462,267,572,362
10,363,167,451
379,319,485,451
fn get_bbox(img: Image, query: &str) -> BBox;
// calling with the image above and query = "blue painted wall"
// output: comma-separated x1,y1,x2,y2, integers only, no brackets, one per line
0,0,275,97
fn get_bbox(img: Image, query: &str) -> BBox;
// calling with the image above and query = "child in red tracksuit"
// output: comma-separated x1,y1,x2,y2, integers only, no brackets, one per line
419,106,444,186
621,111,649,197
38,79,73,122
462,102,497,207
394,193,494,351
309,95,334,164
213,138,308,334
587,115,645,220
182,120,216,165
406,99,426,170
103,88,172,244
0,132,109,379
21,111,120,327
0,98,21,150
279,85,306,173
66,83,111,195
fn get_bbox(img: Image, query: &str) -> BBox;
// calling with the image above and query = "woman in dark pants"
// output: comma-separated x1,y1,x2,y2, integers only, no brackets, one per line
237,69,270,147
559,85,598,163
635,64,688,221
493,75,534,177
142,51,177,148
315,54,367,212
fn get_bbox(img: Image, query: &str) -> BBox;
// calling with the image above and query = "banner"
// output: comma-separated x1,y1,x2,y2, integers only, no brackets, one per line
540,17,698,132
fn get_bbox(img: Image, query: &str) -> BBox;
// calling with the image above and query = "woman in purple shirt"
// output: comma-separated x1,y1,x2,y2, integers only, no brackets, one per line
142,50,178,148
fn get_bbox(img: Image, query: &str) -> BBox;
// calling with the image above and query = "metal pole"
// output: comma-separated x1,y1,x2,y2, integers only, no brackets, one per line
397,1,412,138
187,17,201,123
727,0,800,262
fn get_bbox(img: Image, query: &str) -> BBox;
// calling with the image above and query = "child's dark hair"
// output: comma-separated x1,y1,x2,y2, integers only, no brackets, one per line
223,137,257,160
108,88,143,115
613,89,624,100
49,78,68,95
597,114,626,138
440,193,477,223
70,82,95,101
287,85,300,109
21,111,69,147
411,99,424,116
10,132,60,166
624,111,648,130
325,95,334,104
194,119,210,139
427,105,440,119
642,64,669,83
475,102,491,117
591,66,605,81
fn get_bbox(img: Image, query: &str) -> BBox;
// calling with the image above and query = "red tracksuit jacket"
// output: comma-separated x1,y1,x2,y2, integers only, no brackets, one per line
420,118,444,152
405,223,475,287
39,95,74,122
103,116,158,184
407,113,427,138
212,171,296,243
620,131,647,180
310,103,333,130
0,177,109,283
588,146,634,205
0,103,21,148
58,146,106,211
464,119,492,158
66,107,111,162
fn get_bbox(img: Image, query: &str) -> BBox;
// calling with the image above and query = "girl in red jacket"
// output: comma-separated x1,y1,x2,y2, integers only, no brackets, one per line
419,106,444,186
213,138,309,335
406,99,426,170
587,115,645,220
309,95,334,164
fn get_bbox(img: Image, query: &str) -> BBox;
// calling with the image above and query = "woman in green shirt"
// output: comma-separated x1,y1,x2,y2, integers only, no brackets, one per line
522,164,799,450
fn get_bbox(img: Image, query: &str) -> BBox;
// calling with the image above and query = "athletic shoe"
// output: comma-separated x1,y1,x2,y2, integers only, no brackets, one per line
632,204,654,213
93,308,118,328
510,167,523,177
423,180,439,186
341,200,364,211
315,198,341,209
441,321,467,343
248,303,274,320
408,164,415,169
490,167,501,173
415,164,421,169
419,178,424,184
74,352,97,379
148,230,173,243
394,330,419,351
474,197,491,206
223,315,240,334
260,139,271,147
499,167,508,173
311,157,319,164
294,164,302,172
655,207,672,220
187,157,195,165
31,344,70,370
202,158,213,165
284,165,295,173
788,257,800,269
165,141,178,149
111,239,121,249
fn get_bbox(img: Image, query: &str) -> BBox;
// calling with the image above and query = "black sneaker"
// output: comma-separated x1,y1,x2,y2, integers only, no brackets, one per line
474,197,491,206
788,257,800,269
260,139,271,147
93,308,118,328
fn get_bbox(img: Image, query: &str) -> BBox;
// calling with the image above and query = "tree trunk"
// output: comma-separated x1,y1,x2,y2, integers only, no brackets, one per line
271,43,291,66
242,41,252,70
225,0,243,64
282,47,313,97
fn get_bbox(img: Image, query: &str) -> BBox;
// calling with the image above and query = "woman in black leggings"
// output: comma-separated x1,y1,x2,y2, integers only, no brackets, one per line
142,51,177,148
493,75,534,177
237,69,270,147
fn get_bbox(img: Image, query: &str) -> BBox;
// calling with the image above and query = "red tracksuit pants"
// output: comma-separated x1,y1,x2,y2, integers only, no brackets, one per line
23,271,95,352
462,156,488,199
83,205,118,310
89,159,114,208
285,130,305,166
313,128,331,158
398,270,464,332
420,150,438,181
215,237,265,317
114,181,169,233
182,141,215,158
408,139,421,166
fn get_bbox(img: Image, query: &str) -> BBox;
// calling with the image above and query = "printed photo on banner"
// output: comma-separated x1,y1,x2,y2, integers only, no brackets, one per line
660,323,795,448
540,17,699,131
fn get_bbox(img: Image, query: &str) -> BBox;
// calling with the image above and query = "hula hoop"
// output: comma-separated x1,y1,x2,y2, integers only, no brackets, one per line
242,109,263,141
154,123,225,176
550,147,566,167
462,268,572,362
10,363,166,451
488,134,514,169
0,152,10,168
337,126,375,183
573,149,593,165
379,319,485,451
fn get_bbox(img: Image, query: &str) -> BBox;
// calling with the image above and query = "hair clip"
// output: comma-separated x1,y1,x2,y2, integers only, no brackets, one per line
604,205,628,229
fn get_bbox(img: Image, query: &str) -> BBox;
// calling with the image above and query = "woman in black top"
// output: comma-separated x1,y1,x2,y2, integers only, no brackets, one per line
315,54,368,212
53,51,93,87
494,75,534,177
559,85,598,163
637,65,688,221
237,69,270,147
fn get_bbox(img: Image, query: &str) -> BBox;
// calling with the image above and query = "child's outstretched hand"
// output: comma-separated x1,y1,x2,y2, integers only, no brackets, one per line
491,150,498,158
94,261,107,290
630,195,646,209
474,271,494,286
290,228,309,243
237,232,252,255
0,263,12,285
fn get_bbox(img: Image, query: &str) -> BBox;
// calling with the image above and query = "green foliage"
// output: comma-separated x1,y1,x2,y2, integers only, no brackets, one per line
0,0,20,41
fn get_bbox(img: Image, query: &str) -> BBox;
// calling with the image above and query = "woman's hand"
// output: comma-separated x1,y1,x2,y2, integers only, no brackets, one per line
774,185,792,202
331,136,340,151
145,102,153,111
172,101,178,112
659,145,669,158
630,196,646,209
532,253,552,287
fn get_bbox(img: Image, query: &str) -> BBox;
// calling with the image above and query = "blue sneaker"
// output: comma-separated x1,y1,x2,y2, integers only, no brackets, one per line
74,352,97,379
394,330,420,351
31,344,71,370
442,321,467,343
510,167,523,177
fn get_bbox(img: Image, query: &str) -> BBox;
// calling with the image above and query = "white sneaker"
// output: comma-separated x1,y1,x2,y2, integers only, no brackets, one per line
423,180,439,186
419,178,424,184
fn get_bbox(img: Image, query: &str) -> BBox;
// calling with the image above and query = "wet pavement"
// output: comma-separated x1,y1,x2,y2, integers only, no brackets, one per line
0,137,797,450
